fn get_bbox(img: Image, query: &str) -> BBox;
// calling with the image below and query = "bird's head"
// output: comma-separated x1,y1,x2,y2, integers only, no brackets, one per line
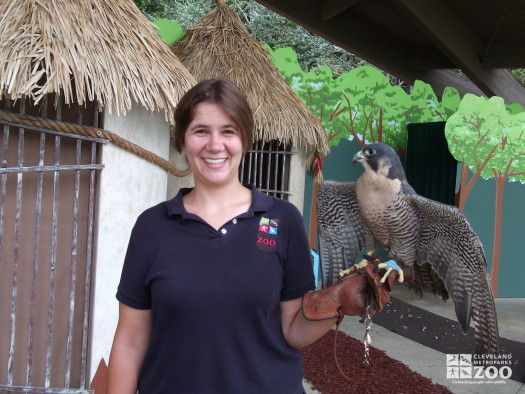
352,142,406,181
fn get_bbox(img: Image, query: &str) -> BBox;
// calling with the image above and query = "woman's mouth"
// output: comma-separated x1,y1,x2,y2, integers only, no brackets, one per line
203,158,227,165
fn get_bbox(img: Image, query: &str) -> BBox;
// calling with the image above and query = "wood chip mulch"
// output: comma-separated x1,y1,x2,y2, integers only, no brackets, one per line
300,329,453,394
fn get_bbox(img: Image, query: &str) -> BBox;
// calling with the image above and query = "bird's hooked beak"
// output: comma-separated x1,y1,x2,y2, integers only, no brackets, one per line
352,150,365,166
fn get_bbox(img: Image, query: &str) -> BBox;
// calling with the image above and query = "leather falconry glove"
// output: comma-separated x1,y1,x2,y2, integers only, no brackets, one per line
302,260,414,321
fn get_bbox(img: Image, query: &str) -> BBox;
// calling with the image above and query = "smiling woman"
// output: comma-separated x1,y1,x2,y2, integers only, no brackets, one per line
105,79,390,394
106,79,321,394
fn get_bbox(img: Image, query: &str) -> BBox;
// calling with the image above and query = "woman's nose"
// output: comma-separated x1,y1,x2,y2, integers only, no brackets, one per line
206,132,223,151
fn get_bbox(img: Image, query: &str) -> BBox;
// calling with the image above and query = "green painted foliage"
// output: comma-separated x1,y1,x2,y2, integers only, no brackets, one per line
445,94,525,182
268,46,461,152
153,19,185,46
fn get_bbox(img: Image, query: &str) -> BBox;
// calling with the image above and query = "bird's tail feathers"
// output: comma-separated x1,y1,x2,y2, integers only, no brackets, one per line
472,274,500,354
453,290,473,334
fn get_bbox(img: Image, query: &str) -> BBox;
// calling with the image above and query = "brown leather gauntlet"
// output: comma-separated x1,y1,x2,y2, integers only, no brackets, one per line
302,261,412,321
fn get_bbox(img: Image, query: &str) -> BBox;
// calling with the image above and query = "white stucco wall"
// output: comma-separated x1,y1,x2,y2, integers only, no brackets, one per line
167,143,194,199
89,104,171,381
288,147,306,213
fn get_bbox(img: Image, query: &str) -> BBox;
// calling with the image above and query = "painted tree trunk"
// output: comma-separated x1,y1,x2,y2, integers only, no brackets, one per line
458,164,470,211
309,179,319,250
490,175,506,297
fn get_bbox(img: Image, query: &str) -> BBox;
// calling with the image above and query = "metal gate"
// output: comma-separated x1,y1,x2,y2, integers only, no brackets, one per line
0,98,105,393
240,140,293,200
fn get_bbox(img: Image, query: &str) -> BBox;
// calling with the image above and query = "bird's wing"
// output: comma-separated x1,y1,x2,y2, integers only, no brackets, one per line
317,181,366,287
407,194,500,354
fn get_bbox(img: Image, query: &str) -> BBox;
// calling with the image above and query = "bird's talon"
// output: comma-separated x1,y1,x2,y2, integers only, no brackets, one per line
397,269,404,283
379,259,405,283
339,260,368,277
379,267,393,283
339,267,353,277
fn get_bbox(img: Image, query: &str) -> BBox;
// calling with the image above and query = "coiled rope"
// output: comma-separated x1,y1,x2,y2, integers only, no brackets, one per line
0,109,191,177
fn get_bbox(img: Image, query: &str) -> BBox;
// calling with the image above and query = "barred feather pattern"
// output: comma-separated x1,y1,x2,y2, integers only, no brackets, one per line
317,181,365,286
407,194,500,354
359,188,420,264
316,142,500,354
407,262,449,301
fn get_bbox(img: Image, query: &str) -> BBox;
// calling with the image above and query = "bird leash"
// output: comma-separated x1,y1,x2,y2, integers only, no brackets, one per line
332,289,374,380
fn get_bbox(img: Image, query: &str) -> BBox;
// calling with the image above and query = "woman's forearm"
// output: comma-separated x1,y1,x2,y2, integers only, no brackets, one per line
280,298,337,349
106,341,146,394
106,304,151,394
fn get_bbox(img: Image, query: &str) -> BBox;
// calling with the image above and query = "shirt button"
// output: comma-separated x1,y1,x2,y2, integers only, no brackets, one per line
221,228,227,234
232,219,237,224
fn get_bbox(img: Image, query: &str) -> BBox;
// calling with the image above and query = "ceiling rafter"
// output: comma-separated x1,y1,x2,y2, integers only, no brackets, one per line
391,0,525,104
254,0,525,106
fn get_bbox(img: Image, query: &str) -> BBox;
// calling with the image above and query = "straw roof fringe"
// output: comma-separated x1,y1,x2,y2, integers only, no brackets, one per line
171,1,329,154
0,0,196,124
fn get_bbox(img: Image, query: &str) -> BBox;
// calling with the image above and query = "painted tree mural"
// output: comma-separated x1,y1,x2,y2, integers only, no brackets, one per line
268,46,460,153
445,95,525,295
268,46,461,245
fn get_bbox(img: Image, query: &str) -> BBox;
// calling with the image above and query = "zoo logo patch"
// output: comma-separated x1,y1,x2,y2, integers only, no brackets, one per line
256,217,279,251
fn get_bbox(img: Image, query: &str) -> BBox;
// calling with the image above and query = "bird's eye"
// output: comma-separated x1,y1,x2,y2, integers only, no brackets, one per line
364,148,376,156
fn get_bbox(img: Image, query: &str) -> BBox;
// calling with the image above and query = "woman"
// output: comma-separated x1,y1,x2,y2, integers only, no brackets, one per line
106,79,355,393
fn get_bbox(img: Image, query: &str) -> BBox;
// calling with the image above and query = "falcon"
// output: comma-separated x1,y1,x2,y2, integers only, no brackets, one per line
317,142,500,354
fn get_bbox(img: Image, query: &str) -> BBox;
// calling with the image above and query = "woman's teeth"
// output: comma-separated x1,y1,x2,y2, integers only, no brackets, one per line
204,158,226,164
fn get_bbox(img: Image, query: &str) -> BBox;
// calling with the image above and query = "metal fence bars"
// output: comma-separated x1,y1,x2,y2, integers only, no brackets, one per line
239,140,293,200
0,98,104,393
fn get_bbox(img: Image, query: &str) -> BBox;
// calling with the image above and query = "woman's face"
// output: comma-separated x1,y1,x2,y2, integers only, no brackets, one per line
182,102,244,189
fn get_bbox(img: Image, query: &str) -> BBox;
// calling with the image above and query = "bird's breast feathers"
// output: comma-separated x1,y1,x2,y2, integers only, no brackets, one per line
356,170,402,214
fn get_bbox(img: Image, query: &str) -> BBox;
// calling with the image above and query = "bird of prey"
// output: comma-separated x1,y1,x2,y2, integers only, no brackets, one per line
317,142,500,354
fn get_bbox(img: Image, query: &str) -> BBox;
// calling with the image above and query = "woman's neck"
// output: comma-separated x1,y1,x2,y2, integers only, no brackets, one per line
183,182,252,230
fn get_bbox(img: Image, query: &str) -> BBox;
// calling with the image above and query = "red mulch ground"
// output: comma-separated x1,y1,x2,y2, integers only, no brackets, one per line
300,329,453,394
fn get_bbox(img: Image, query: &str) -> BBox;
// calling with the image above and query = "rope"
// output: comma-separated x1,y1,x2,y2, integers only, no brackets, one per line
0,110,192,177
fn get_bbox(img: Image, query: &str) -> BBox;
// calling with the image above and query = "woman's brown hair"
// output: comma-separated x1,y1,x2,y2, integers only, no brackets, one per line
173,79,254,153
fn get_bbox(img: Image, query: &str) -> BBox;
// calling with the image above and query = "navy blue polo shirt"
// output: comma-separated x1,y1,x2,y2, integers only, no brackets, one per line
117,185,315,393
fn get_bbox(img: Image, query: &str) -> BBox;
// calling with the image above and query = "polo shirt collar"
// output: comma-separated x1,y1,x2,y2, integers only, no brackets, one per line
166,184,273,218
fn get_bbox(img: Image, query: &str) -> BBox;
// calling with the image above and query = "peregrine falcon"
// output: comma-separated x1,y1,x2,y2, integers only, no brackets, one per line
317,142,500,354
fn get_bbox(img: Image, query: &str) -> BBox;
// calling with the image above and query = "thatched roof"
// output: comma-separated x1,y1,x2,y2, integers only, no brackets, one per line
171,0,328,154
0,0,196,124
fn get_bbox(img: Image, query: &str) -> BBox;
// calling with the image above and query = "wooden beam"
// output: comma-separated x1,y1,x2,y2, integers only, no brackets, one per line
409,45,456,69
253,0,525,105
418,69,485,98
391,0,525,105
411,43,525,70
255,0,414,76
481,43,525,68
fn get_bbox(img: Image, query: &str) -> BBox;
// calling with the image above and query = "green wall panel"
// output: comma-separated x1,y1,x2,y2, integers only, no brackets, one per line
464,178,525,298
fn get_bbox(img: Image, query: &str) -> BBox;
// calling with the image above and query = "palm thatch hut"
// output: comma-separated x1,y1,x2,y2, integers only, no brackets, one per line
0,0,196,122
172,0,327,152
171,0,328,209
0,1,196,392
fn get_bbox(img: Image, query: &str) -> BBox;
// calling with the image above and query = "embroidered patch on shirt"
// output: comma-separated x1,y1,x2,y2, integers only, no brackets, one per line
256,217,279,251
